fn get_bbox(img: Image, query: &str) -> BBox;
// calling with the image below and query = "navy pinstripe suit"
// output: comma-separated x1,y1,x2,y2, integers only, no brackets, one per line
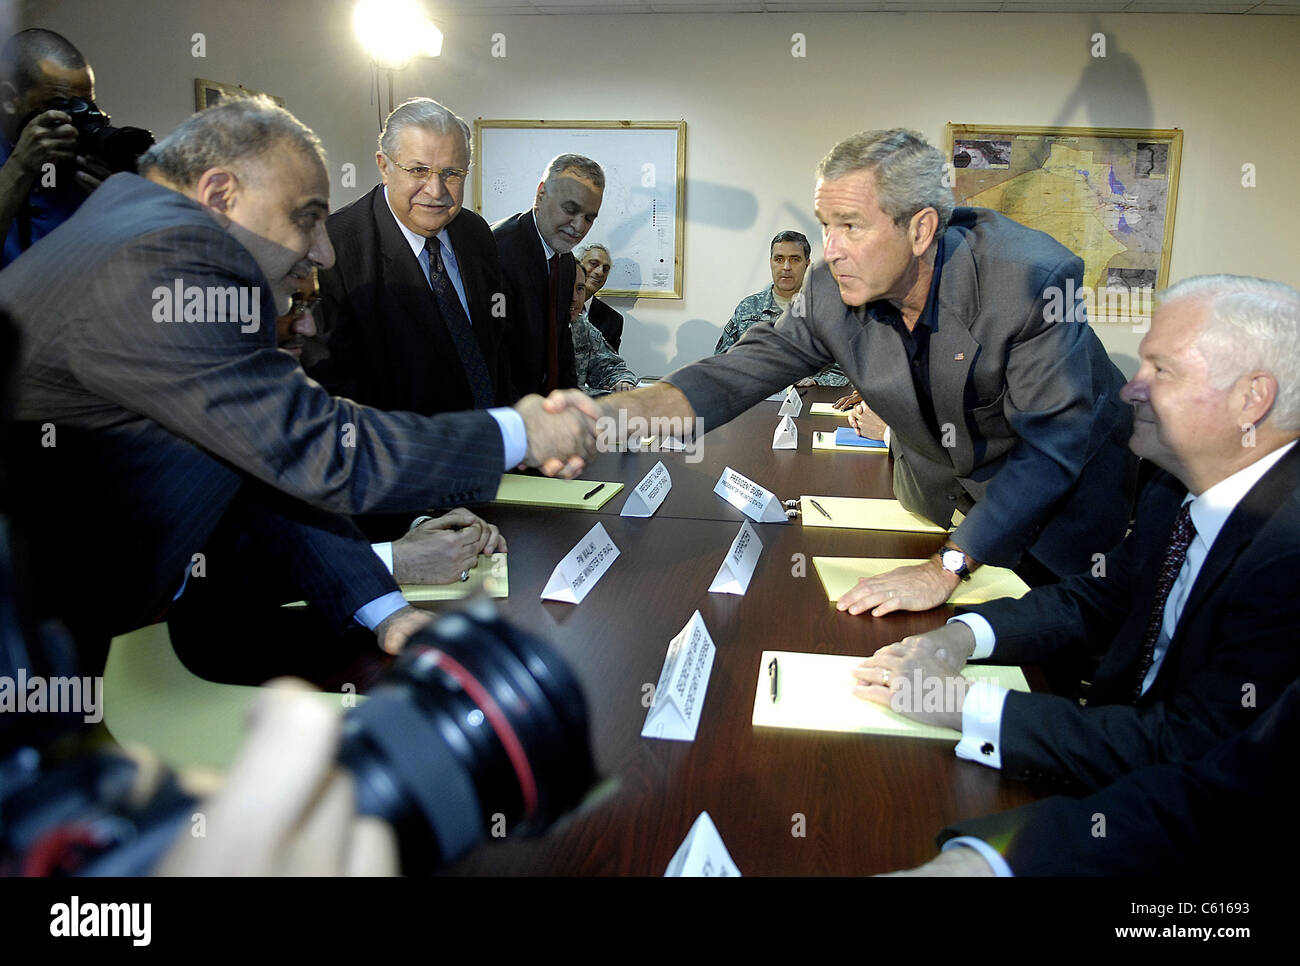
4,174,505,647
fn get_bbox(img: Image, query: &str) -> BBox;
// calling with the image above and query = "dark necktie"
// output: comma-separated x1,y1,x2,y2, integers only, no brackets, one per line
1133,502,1196,698
426,236,493,408
546,253,560,394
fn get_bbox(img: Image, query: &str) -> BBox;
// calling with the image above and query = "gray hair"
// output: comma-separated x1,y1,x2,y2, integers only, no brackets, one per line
139,95,325,188
1162,274,1300,430
378,97,471,164
543,153,605,190
816,129,954,234
575,243,610,263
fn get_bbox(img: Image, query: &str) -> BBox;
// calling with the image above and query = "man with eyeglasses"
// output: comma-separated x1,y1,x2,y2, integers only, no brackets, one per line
307,97,513,427
493,153,605,399
305,99,515,550
276,268,319,359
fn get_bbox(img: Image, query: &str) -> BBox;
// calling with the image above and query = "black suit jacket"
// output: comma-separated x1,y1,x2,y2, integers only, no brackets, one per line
940,672,1300,875
587,296,624,352
491,209,577,398
962,442,1300,791
666,208,1136,575
4,174,504,644
307,185,513,411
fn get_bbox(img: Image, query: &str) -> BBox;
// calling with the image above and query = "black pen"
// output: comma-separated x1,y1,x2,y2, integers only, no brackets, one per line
583,483,605,500
810,499,832,520
768,657,779,703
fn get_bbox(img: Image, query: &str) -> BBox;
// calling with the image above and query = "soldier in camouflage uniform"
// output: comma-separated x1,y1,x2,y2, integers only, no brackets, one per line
713,230,848,387
569,261,637,395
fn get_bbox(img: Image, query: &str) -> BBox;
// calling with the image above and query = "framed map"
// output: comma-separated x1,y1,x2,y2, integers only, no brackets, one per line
945,124,1182,328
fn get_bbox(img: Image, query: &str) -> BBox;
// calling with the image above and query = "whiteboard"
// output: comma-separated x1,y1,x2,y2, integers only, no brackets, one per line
473,120,685,298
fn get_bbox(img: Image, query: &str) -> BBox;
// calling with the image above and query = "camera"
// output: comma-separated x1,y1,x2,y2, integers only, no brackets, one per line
1,590,598,876
18,96,154,174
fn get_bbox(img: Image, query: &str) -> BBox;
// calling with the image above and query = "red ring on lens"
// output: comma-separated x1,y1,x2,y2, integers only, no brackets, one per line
428,649,539,817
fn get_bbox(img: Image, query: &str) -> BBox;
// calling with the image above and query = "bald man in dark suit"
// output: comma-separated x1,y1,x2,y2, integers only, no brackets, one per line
493,154,605,398
4,99,593,664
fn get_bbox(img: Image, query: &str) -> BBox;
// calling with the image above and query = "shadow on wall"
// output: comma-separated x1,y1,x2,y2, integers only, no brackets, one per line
688,180,760,231
1045,23,1151,387
616,311,670,379
1046,19,1153,133
665,318,728,373
612,310,728,380
584,179,770,377
602,191,829,377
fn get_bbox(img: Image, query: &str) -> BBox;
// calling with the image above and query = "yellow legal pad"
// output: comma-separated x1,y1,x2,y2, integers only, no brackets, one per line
402,552,508,600
811,431,888,454
493,474,623,510
752,650,1029,740
808,402,851,417
799,496,950,533
813,556,1030,605
103,623,354,771
284,552,507,607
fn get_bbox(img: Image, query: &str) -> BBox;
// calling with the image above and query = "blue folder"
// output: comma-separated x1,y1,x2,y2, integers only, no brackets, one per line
834,427,887,448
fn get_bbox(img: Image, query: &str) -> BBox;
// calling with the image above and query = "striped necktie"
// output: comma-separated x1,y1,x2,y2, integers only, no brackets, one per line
426,235,493,408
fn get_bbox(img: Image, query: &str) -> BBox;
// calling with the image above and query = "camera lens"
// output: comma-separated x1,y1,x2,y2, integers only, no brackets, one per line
338,601,596,874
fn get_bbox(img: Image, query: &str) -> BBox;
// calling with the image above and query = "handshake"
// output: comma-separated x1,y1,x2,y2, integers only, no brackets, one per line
512,389,609,479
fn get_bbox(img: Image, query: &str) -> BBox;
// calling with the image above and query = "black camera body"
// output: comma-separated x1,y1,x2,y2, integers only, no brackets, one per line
0,600,598,876
18,96,154,174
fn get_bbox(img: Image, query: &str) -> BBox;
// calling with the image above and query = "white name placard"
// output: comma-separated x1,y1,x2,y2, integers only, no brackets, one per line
765,384,794,402
664,811,742,877
709,520,763,595
620,461,672,518
777,387,803,417
772,414,797,450
641,610,716,741
713,466,787,524
540,521,620,603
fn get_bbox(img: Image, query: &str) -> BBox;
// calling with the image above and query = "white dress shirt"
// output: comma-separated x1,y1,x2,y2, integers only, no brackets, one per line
384,187,472,319
952,440,1296,770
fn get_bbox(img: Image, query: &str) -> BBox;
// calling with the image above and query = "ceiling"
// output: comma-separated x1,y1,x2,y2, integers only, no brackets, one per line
427,0,1300,15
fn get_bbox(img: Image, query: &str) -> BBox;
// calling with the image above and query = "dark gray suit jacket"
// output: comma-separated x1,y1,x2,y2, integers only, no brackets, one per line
962,444,1300,792
666,207,1135,574
4,174,505,641
492,209,578,398
307,185,514,411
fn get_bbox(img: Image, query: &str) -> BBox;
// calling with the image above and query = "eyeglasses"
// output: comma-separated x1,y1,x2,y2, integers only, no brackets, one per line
287,293,321,317
384,155,469,186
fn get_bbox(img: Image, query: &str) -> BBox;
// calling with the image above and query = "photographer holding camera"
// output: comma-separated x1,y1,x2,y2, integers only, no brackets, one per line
0,28,149,269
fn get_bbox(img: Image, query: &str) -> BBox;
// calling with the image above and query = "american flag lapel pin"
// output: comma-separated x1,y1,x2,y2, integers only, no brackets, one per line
954,352,965,361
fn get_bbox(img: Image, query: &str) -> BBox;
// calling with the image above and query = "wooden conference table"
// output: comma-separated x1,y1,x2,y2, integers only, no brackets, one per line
366,387,1047,875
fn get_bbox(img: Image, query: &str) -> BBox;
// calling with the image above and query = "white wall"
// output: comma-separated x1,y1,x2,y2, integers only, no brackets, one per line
15,0,1300,378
